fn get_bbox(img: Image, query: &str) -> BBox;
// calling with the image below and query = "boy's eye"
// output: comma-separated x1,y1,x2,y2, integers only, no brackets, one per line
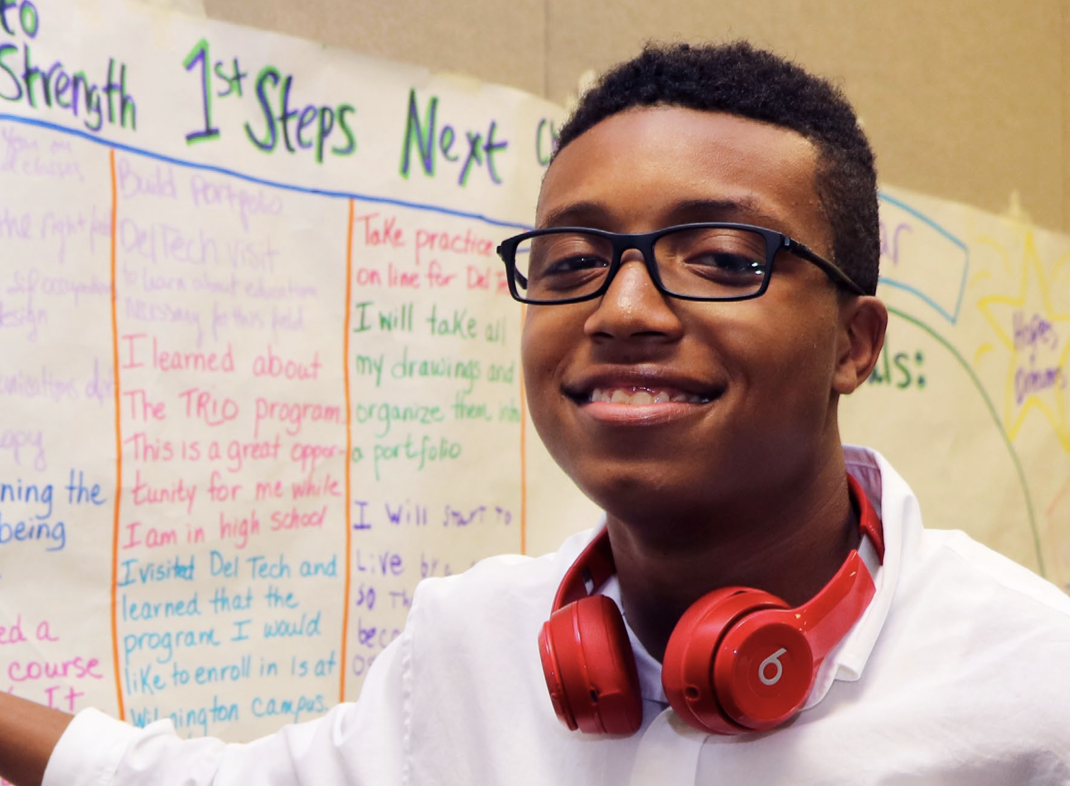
684,252,764,275
545,255,610,274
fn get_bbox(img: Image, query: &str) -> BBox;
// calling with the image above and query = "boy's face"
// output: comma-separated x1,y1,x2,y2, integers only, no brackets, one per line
522,107,851,524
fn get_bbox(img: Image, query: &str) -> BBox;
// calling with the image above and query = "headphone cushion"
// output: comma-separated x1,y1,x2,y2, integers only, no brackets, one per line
540,595,642,735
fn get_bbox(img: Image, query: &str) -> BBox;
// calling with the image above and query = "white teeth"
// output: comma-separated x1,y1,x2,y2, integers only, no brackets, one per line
589,387,707,405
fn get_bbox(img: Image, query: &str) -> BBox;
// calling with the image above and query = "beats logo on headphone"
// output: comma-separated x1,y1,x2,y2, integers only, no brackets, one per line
538,474,885,736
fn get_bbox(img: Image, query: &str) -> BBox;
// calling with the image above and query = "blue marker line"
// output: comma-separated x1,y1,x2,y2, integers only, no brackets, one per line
0,113,534,232
879,192,968,252
876,279,957,324
878,191,969,324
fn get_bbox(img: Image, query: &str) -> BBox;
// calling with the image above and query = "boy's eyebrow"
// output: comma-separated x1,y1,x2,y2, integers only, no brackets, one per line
671,197,784,228
537,197,786,230
537,201,610,229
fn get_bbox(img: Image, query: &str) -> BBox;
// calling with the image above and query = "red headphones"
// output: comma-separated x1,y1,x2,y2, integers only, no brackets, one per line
538,474,884,736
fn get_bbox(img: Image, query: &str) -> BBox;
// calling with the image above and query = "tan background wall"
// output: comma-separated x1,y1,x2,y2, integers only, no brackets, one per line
197,0,1070,236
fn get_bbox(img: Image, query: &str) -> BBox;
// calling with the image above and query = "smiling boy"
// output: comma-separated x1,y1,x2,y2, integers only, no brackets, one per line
2,41,1069,786
520,104,882,661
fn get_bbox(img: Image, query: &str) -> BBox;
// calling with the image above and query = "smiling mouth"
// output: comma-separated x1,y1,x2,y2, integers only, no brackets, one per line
585,386,715,405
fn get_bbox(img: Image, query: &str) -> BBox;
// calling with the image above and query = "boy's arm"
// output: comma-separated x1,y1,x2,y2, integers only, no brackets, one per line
0,693,73,786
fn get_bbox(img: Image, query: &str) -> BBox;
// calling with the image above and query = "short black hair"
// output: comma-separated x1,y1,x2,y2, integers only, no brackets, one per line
555,42,880,296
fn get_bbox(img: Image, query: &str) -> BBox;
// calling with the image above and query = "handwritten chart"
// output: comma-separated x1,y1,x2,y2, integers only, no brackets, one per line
0,0,1067,747
0,0,578,741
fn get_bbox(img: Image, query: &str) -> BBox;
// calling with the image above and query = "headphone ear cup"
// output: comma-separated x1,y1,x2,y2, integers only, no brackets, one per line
663,588,792,734
539,595,643,735
711,608,814,732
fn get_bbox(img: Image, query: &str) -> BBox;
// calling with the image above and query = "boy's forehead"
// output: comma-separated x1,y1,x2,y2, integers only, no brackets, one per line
536,107,827,243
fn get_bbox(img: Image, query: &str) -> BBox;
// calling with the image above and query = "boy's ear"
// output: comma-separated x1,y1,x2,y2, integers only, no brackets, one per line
832,296,888,395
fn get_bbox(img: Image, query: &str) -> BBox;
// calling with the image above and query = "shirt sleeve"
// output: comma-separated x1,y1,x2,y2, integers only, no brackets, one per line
43,630,410,786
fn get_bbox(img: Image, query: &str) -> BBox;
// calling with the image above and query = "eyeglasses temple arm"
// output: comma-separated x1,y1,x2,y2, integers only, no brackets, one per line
783,238,867,296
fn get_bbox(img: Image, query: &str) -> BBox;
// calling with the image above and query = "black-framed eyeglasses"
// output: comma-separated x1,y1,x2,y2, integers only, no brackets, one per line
495,222,865,305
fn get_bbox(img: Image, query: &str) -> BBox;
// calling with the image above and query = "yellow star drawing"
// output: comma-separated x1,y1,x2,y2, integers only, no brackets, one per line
977,231,1070,452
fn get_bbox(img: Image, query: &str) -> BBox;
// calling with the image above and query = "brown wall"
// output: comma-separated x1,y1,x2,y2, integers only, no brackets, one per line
204,0,1070,234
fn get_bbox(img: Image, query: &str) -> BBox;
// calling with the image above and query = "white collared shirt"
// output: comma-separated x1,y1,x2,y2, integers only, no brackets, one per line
45,447,1070,785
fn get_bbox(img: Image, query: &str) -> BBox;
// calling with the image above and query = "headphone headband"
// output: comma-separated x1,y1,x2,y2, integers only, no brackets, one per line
551,473,882,613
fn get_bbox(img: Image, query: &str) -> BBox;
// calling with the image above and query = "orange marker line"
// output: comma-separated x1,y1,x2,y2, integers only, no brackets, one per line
108,149,126,721
519,305,528,556
339,198,356,701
